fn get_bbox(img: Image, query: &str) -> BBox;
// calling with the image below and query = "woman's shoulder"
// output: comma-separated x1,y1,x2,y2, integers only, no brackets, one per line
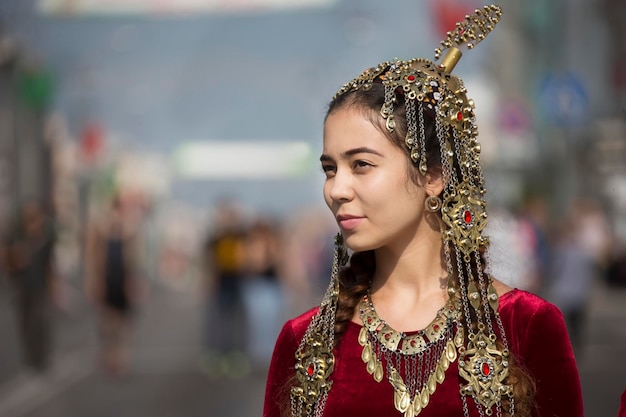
281,307,320,339
499,288,561,316
498,288,573,358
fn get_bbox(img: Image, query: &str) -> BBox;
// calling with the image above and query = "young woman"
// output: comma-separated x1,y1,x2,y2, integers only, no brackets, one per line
264,5,583,417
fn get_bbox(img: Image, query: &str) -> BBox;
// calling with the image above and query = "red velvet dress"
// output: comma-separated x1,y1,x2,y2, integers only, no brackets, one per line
263,289,584,417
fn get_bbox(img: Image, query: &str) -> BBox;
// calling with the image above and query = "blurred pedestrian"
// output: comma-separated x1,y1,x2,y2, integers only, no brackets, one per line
516,195,550,294
606,242,626,287
546,215,594,352
241,217,284,369
4,201,59,372
575,198,613,282
546,198,610,352
85,192,142,377
201,201,249,377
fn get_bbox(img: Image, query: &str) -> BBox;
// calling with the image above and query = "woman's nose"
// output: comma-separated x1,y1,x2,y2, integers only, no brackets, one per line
328,170,354,202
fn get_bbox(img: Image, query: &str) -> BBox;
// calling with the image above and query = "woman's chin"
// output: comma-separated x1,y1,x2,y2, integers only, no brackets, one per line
343,236,378,253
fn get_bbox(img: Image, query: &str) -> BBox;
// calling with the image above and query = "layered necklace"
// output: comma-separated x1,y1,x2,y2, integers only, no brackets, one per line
358,292,462,417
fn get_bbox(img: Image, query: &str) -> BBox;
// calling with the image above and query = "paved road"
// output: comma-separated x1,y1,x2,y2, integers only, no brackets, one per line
0,278,268,417
0,279,625,417
578,283,626,417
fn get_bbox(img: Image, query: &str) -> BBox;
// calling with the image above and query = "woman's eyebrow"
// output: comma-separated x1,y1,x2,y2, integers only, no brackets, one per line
319,147,383,162
343,147,384,158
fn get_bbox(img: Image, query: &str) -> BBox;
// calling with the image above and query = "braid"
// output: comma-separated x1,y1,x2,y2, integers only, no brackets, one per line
334,251,375,344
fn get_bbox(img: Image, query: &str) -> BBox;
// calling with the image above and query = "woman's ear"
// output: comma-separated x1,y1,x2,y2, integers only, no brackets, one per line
424,167,444,197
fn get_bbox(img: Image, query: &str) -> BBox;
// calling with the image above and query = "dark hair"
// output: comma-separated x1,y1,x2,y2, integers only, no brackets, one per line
326,85,537,417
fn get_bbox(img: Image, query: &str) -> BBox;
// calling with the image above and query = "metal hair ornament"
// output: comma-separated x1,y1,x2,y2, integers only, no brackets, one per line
435,4,503,74
290,233,346,416
294,4,512,417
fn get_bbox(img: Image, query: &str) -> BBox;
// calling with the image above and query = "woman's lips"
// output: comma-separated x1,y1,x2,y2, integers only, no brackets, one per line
337,216,364,231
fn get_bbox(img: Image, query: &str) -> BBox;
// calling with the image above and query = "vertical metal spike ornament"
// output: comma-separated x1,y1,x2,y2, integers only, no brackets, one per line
435,4,503,74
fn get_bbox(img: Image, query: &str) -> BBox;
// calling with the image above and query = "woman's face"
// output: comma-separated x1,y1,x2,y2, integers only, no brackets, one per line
321,106,430,252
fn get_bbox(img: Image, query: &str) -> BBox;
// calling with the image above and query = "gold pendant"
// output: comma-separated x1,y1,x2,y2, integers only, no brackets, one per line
440,180,489,259
458,327,513,413
292,332,335,415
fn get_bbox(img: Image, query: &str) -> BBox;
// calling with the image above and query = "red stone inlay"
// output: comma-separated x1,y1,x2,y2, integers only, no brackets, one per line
411,340,416,347
367,318,373,324
407,74,416,82
457,111,463,121
464,210,472,224
481,363,491,376
307,364,315,376
433,324,440,331
385,333,391,340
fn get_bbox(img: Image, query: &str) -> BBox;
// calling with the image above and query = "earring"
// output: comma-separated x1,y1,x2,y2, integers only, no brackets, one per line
425,195,442,212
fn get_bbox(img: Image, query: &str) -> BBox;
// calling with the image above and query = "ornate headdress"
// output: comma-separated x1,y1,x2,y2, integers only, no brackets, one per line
292,5,513,417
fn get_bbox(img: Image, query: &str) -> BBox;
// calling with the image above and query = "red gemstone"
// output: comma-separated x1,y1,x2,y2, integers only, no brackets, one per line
481,363,491,376
367,318,373,324
385,333,391,340
407,74,416,82
464,210,472,224
307,364,315,376
410,340,416,347
457,111,463,121
433,325,440,331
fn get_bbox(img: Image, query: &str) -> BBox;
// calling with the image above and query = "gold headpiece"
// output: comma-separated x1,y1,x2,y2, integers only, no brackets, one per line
292,5,512,417
331,4,503,260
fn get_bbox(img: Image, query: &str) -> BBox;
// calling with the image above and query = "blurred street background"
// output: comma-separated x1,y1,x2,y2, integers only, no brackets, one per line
0,0,625,416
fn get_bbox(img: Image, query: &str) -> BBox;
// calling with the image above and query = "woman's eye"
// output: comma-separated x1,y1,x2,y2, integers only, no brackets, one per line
353,160,372,170
321,165,336,177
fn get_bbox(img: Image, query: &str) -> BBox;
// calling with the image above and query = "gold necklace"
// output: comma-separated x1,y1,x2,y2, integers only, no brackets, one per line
358,293,463,416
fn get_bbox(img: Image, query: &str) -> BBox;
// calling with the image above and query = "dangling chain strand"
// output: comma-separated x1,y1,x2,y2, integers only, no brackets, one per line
474,251,495,335
315,393,329,417
464,259,483,322
453,128,469,183
436,118,454,192
456,247,475,337
418,101,428,174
